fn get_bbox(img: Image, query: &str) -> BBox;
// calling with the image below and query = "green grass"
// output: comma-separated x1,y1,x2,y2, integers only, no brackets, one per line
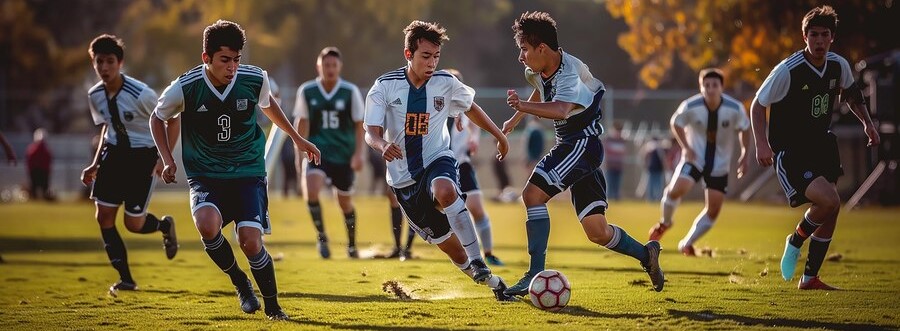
1,193,899,330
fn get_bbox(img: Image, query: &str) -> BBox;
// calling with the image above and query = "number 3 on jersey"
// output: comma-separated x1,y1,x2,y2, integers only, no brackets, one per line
405,113,429,136
218,114,231,141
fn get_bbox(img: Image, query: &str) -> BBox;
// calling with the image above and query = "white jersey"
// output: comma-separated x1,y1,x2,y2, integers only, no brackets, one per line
88,74,159,148
524,50,604,119
364,67,474,188
671,93,749,176
449,115,477,164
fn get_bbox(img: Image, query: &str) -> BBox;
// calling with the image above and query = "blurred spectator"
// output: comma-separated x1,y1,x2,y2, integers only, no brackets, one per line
25,128,53,200
641,136,667,202
604,121,626,200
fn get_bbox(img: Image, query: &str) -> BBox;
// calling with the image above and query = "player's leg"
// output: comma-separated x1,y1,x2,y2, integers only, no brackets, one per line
305,163,329,258
121,153,178,259
432,176,483,264
237,225,287,319
678,186,724,256
95,203,137,291
459,162,502,265
650,162,697,240
385,189,405,258
798,179,841,290
333,164,358,258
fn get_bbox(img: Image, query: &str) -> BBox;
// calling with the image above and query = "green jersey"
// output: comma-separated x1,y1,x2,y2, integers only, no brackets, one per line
155,64,272,178
293,78,364,164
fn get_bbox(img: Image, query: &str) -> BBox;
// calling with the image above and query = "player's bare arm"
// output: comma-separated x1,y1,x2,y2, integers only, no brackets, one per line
671,123,694,163
502,89,539,134
465,102,508,161
365,125,402,162
842,89,880,147
155,115,181,177
749,97,773,167
737,128,750,178
351,121,366,171
149,113,178,183
81,123,108,186
507,89,574,120
262,95,320,165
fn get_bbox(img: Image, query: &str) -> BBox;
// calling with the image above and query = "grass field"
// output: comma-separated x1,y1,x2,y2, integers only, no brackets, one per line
1,193,899,330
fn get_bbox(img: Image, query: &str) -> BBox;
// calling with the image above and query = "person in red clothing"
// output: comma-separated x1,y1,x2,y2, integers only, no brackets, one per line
25,128,53,200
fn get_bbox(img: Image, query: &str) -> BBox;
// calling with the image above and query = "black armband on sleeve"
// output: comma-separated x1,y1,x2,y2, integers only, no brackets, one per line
844,82,866,105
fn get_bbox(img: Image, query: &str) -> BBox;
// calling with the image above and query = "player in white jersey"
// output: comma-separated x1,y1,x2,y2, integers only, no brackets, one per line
364,21,514,301
80,35,180,294
648,68,750,256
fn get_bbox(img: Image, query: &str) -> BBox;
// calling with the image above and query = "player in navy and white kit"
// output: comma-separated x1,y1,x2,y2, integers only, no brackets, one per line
648,68,750,256
364,20,514,301
501,12,664,295
81,34,179,294
751,6,879,290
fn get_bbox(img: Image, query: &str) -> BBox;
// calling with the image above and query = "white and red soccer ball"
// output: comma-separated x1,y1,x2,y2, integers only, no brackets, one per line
528,269,571,312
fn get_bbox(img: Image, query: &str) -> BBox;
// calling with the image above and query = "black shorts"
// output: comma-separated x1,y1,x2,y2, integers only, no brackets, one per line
529,135,608,220
458,161,480,196
306,160,355,194
674,162,728,193
90,144,159,217
188,176,271,234
774,135,843,207
391,156,459,244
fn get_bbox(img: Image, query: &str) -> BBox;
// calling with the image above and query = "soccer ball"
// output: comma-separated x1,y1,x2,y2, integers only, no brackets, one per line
528,269,571,312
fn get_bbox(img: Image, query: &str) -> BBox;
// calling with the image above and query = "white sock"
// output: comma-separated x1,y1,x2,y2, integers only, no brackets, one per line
475,217,493,253
485,274,501,289
661,195,680,226
445,197,482,261
679,213,714,249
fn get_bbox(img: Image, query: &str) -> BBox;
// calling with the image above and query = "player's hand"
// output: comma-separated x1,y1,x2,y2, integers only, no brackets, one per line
755,143,774,167
350,152,364,172
161,163,178,184
81,164,99,187
495,134,509,161
455,118,464,132
296,139,321,166
506,89,521,111
152,159,164,177
737,153,748,179
501,119,517,136
682,148,697,163
381,142,403,162
865,124,880,147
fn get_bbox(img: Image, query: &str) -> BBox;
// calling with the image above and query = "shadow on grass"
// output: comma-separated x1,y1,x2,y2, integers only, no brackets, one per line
206,290,409,303
668,309,898,331
558,305,651,319
279,318,455,331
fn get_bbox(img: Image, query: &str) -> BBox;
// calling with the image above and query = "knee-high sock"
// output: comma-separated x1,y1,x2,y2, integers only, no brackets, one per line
803,235,832,279
605,224,650,265
248,246,279,309
526,205,551,275
404,225,416,250
475,217,493,253
137,213,166,234
391,207,403,248
101,227,133,283
679,213,714,248
202,232,247,285
344,210,357,247
660,196,679,226
445,197,482,261
790,210,821,248
308,201,326,240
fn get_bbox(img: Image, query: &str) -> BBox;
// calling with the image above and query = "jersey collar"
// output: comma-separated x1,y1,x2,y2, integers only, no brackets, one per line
202,66,238,102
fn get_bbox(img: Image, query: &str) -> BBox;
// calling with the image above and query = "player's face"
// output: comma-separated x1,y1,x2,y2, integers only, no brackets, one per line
803,26,833,61
317,55,342,83
700,77,723,101
203,47,241,86
407,39,441,81
92,53,122,84
517,40,543,72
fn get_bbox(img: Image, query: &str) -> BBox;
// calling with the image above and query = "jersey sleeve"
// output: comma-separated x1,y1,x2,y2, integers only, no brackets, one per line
88,94,105,126
138,87,159,118
350,84,365,122
755,62,791,107
670,100,691,128
293,84,309,119
364,80,387,127
154,78,185,121
256,70,271,108
552,69,592,109
836,55,854,89
448,79,475,118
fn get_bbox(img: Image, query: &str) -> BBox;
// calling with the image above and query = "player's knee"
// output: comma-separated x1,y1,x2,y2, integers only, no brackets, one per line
586,226,613,245
706,209,721,220
123,217,144,233
432,185,458,207
522,187,547,206
239,236,262,256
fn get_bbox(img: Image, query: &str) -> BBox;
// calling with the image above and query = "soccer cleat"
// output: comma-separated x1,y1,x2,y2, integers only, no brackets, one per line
485,253,505,266
503,271,536,296
235,278,261,314
468,259,492,284
316,237,331,259
780,234,801,281
642,241,665,292
798,276,840,290
109,280,138,292
492,278,518,302
386,247,402,259
648,223,670,241
347,245,359,259
265,308,290,321
161,216,178,260
399,249,412,262
679,244,696,257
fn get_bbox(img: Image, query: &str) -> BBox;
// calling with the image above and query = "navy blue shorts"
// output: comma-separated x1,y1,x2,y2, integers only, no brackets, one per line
188,176,271,234
306,160,355,194
91,144,159,217
458,161,480,195
674,162,728,193
529,135,609,220
391,156,459,244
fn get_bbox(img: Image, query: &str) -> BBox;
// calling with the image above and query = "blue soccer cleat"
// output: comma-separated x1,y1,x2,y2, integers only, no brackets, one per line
503,271,537,296
485,253,505,266
781,234,801,281
316,236,331,259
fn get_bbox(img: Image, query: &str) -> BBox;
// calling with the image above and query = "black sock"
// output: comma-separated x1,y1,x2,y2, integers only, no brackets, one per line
202,232,247,285
344,210,357,247
101,227,133,283
804,236,832,278
789,213,820,248
404,225,416,251
308,201,325,237
248,246,279,310
391,207,403,248
137,213,162,234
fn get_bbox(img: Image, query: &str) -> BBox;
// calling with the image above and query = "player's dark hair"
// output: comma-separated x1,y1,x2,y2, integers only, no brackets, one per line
403,20,448,55
318,46,342,61
89,34,125,62
512,11,559,50
444,68,463,82
802,5,838,35
699,68,724,85
203,20,246,56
